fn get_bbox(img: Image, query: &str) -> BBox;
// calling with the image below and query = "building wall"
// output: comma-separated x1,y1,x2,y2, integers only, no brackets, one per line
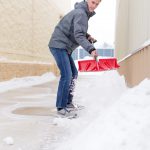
115,0,150,60
115,0,150,87
118,45,150,87
0,0,70,81
0,0,70,62
115,0,129,59
0,62,59,81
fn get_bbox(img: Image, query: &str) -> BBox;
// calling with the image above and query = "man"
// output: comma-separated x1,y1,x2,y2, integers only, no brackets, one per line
48,0,101,117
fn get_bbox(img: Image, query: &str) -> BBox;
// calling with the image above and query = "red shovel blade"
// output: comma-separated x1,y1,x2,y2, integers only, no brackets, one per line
78,58,120,72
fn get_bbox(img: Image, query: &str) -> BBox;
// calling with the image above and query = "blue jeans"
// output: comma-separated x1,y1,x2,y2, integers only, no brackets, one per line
49,47,78,109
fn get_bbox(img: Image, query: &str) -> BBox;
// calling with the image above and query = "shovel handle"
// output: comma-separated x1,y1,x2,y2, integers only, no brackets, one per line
94,55,98,62
91,41,99,62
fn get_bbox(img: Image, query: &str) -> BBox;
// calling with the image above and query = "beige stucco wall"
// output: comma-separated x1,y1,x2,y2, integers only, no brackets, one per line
115,0,150,87
0,62,60,81
115,0,150,60
118,45,150,87
0,0,71,62
0,0,70,81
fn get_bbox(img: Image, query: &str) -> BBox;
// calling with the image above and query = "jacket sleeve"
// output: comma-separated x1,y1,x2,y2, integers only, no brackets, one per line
73,11,95,53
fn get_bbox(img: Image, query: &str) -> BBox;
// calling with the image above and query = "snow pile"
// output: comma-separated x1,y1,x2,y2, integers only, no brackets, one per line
3,137,14,145
0,70,150,150
0,72,56,93
54,71,150,150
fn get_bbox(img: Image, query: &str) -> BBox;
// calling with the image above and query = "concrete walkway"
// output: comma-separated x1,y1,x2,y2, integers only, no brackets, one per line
0,79,65,150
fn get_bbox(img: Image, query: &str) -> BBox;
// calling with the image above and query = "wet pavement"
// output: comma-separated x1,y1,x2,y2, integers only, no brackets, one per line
0,78,67,150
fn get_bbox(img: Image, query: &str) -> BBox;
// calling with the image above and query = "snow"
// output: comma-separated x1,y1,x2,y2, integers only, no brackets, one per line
3,137,14,145
0,70,150,150
0,72,56,93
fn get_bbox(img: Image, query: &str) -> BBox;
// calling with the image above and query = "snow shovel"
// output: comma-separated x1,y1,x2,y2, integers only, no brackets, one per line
78,39,120,72
78,57,120,72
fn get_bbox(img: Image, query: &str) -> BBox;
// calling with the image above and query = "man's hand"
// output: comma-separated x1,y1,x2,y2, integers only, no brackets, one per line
88,35,97,43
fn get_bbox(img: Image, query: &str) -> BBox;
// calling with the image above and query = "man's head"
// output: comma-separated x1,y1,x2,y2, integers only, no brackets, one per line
86,0,101,12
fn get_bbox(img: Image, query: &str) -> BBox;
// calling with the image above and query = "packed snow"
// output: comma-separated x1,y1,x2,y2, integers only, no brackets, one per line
1,71,150,150
3,137,14,145
0,72,56,93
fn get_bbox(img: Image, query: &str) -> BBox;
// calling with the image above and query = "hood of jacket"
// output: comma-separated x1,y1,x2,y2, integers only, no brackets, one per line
74,1,96,18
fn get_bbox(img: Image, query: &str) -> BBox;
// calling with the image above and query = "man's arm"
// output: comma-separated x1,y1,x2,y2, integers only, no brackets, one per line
73,11,95,54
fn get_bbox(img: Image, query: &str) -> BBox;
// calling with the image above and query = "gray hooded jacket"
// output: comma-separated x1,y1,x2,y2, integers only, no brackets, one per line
48,1,96,54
